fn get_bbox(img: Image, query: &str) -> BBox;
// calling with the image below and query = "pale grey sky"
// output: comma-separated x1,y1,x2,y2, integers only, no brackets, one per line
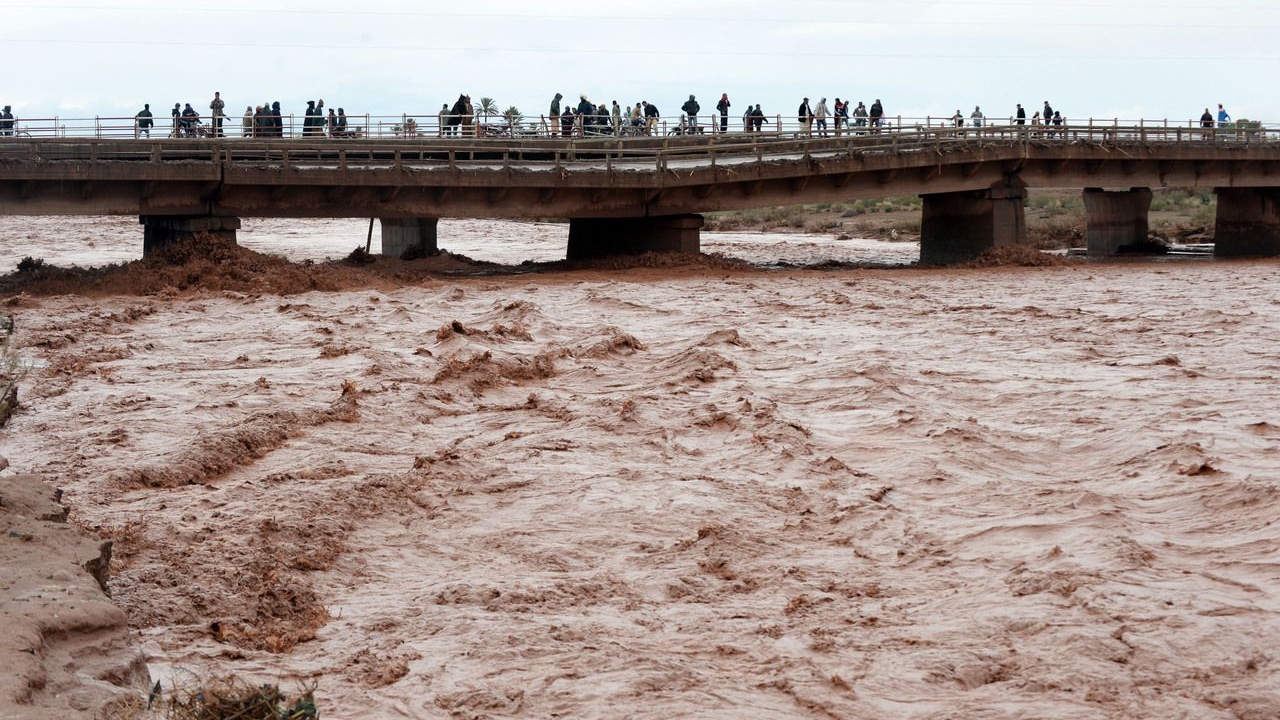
3,0,1278,126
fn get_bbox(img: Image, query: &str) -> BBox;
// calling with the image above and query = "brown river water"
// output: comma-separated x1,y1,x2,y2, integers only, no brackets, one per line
1,217,1278,719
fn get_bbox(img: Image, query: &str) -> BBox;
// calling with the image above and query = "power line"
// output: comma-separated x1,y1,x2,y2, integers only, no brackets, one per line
6,4,1279,30
1,36,1272,61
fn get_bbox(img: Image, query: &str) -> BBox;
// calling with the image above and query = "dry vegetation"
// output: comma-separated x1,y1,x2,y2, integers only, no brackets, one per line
104,678,317,720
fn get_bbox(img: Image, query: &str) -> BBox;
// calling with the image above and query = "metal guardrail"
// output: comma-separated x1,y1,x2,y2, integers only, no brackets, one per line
0,113,1275,144
3,124,1278,173
5,122,1274,161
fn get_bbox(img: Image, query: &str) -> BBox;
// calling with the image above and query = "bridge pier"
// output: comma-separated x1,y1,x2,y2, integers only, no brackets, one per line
919,181,1027,265
566,214,702,260
1214,188,1280,257
1083,187,1152,256
380,218,439,259
140,215,241,256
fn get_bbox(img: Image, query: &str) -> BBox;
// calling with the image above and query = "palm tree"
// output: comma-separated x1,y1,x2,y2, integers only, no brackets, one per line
503,106,523,126
478,97,498,122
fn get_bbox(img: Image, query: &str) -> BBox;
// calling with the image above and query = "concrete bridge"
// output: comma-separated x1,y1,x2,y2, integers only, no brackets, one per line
3,124,1280,264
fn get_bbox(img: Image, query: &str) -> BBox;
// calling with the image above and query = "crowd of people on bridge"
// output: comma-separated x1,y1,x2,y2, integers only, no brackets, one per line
0,93,1241,141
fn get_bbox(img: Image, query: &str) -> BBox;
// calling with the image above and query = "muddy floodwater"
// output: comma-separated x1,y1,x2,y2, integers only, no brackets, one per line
1,217,1278,719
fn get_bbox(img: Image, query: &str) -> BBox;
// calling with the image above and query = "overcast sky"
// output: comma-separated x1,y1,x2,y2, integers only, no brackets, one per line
3,0,1279,127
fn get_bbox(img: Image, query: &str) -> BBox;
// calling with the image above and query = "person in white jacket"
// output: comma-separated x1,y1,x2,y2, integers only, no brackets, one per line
814,97,830,137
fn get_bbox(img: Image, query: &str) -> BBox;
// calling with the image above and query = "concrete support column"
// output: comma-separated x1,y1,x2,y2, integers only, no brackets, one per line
919,180,1027,265
380,218,439,259
1214,188,1280,257
566,214,702,260
140,215,241,256
1083,187,1152,256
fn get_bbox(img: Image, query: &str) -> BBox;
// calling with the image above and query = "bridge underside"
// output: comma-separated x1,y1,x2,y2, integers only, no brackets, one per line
5,138,1280,262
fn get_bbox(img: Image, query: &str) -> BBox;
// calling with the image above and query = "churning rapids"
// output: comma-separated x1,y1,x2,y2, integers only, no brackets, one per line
1,216,1277,719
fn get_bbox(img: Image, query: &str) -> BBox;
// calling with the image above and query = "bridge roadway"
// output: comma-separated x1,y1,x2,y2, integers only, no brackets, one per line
3,124,1280,263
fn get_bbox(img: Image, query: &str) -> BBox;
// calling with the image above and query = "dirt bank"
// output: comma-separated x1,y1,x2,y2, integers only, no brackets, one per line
0,474,150,719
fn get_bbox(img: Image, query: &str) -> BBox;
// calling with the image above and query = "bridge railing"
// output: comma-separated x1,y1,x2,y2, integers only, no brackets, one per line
6,123,1280,174
4,113,1280,144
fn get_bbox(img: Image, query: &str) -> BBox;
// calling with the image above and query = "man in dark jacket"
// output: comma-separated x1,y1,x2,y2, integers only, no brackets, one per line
716,93,730,133
798,98,813,137
869,99,884,130
682,94,701,132
644,101,660,135
135,104,153,138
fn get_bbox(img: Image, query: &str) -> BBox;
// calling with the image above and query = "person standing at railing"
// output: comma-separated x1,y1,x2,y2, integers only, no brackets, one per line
716,93,730,133
971,106,984,128
462,95,475,137
798,98,814,137
1042,101,1053,127
1199,107,1214,140
561,108,575,138
611,101,622,136
1217,103,1231,128
814,98,830,138
1015,103,1025,125
170,103,181,137
853,101,868,133
270,101,282,138
682,95,701,132
135,104,153,138
209,92,225,138
180,103,199,137
951,109,964,128
833,98,848,136
548,93,563,138
869,99,883,132
327,108,337,137
751,103,767,133
303,101,317,136
0,105,13,137
644,101,659,135
242,106,253,137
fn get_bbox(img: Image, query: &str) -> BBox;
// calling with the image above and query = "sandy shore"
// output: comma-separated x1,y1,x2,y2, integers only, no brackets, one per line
1,238,1278,718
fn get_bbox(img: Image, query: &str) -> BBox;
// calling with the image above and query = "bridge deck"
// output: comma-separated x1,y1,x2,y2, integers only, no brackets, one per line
2,126,1279,220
